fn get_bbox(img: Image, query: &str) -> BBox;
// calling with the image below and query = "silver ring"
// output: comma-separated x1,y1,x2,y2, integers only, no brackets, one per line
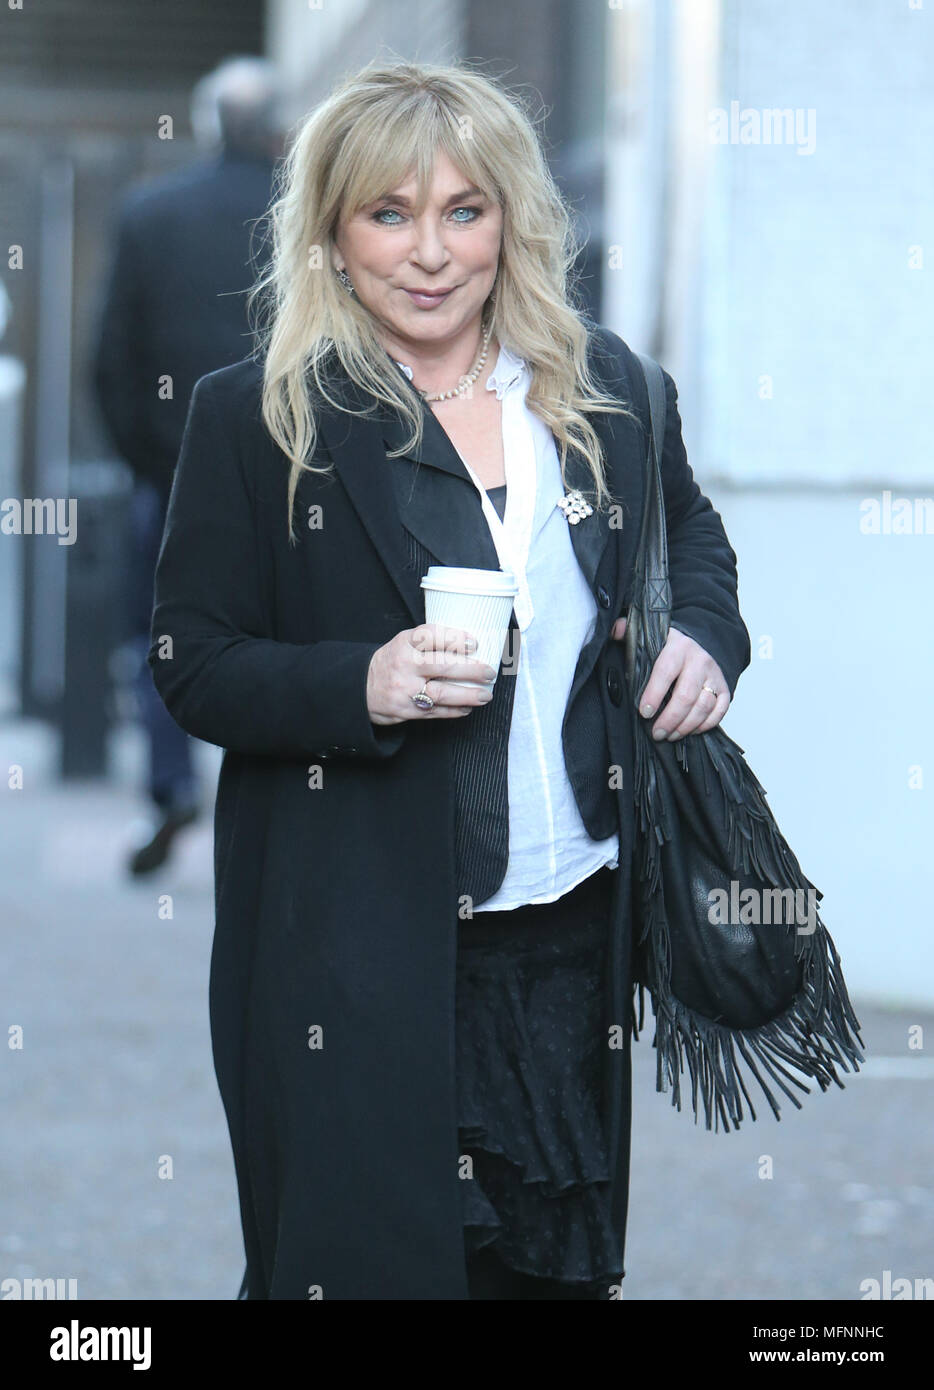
410,683,435,711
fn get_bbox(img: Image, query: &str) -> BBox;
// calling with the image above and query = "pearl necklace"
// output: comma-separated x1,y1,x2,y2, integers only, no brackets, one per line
413,320,494,402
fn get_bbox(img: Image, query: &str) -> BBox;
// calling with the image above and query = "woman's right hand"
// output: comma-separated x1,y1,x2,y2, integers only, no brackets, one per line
366,624,499,724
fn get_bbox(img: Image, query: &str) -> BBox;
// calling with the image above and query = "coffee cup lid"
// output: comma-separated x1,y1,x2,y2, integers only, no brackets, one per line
420,566,519,597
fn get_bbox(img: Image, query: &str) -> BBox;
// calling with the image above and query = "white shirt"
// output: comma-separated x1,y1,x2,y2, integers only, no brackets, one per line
394,343,620,909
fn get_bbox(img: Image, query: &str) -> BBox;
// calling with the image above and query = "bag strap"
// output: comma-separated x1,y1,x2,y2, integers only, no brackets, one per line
634,350,666,475
623,351,671,684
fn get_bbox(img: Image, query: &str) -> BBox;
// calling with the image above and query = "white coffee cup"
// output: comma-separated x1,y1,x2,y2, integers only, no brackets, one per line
419,566,519,690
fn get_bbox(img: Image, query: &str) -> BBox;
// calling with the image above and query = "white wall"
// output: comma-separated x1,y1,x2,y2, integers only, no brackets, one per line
604,0,934,1007
715,486,933,1009
265,0,465,116
701,0,934,488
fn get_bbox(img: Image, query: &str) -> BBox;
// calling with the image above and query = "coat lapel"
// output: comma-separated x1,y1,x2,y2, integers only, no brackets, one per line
315,371,500,625
379,403,505,579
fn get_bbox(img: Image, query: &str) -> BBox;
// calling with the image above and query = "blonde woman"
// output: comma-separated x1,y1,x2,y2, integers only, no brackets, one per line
149,58,750,1300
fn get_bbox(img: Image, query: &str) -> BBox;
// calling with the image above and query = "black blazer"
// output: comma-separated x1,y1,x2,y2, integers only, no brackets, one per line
315,330,751,904
152,325,749,906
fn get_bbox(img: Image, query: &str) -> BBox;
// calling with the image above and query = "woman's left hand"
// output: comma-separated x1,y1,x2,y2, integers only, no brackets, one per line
610,617,730,740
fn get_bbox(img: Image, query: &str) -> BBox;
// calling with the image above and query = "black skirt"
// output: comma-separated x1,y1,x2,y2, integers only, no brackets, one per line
455,863,624,1288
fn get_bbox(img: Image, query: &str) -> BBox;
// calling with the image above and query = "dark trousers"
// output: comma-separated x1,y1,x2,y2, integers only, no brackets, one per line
128,479,197,812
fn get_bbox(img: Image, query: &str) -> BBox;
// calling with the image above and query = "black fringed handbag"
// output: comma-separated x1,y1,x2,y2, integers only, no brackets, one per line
623,351,864,1132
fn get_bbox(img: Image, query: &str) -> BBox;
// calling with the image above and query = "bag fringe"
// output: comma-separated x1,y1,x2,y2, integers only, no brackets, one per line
628,639,865,1132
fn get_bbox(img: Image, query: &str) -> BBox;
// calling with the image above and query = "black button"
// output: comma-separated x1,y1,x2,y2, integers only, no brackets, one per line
606,667,622,706
596,585,610,608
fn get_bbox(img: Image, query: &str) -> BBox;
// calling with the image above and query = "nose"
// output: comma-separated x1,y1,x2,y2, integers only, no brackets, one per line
409,214,450,270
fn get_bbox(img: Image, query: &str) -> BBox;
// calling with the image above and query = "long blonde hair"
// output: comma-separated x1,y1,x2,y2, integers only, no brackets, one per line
247,57,636,546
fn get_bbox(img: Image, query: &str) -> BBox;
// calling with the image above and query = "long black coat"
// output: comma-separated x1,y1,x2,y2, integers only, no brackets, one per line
148,325,750,1299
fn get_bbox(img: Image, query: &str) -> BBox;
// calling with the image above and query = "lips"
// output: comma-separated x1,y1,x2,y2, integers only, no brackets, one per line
403,287,456,307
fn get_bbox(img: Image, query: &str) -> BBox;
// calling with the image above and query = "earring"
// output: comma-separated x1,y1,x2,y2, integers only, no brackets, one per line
336,267,355,295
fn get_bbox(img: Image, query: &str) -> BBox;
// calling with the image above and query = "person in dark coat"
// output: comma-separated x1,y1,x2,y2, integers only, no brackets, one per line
92,57,283,874
148,59,751,1300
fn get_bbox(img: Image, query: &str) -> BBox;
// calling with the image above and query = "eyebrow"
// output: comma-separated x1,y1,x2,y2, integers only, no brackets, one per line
370,186,486,209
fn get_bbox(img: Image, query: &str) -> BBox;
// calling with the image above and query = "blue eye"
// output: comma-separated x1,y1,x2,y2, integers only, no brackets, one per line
371,205,481,225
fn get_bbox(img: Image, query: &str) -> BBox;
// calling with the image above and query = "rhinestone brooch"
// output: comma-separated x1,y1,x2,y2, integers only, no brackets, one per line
556,489,594,525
